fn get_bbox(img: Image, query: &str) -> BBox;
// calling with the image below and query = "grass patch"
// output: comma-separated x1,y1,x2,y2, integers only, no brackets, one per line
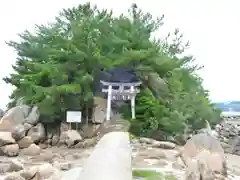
132,169,177,180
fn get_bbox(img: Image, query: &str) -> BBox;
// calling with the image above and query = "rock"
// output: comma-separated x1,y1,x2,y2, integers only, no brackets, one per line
31,172,40,180
11,124,26,141
80,124,101,138
92,96,108,123
51,135,59,146
0,163,11,173
7,160,24,172
195,149,226,179
37,163,57,179
180,132,227,179
139,137,155,144
64,153,82,161
27,123,45,143
138,137,176,149
214,118,240,155
0,132,16,146
24,106,40,125
39,143,48,149
138,150,167,159
172,161,185,170
54,162,72,171
33,151,55,162
23,123,33,131
74,138,96,148
60,130,82,147
47,138,52,145
0,105,30,131
1,144,19,157
152,141,176,149
4,172,24,180
17,136,33,149
20,167,38,180
60,122,69,133
21,144,41,156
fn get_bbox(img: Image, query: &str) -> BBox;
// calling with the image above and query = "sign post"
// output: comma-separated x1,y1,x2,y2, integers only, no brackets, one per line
66,111,82,130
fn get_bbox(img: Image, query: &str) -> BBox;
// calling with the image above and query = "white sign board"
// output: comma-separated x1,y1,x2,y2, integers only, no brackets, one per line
66,111,82,123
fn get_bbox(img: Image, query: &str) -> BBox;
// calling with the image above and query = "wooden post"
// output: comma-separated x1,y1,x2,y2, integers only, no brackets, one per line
106,85,112,121
130,85,136,119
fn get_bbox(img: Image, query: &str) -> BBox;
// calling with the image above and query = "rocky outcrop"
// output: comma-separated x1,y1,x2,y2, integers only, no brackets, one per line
0,105,40,135
4,163,60,180
11,124,26,141
0,105,31,131
180,132,227,180
27,123,45,143
215,116,240,155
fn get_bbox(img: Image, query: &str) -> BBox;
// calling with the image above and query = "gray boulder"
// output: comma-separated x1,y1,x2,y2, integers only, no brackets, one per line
27,123,46,143
24,106,40,125
180,133,227,180
11,124,26,141
0,105,31,131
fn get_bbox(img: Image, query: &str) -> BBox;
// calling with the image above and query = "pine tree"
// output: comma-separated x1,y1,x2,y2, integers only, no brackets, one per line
4,3,220,135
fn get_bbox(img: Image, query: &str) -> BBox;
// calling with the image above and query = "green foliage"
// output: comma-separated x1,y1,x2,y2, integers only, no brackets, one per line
4,2,220,134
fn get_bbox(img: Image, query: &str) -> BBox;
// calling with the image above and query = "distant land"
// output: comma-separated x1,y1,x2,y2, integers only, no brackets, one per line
214,101,240,112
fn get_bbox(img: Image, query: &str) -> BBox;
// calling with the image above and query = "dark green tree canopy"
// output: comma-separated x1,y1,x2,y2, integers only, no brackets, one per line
4,3,220,136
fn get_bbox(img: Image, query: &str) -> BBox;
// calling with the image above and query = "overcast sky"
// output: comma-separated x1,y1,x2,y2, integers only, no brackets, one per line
0,0,239,108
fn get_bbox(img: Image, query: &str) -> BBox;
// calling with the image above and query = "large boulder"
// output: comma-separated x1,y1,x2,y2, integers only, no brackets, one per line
11,124,26,141
21,144,41,156
7,160,24,172
27,123,46,143
80,124,101,138
24,106,40,125
180,132,227,180
0,132,16,146
0,105,30,131
92,96,109,123
60,122,69,134
17,136,33,149
1,144,19,157
59,130,82,147
20,166,38,179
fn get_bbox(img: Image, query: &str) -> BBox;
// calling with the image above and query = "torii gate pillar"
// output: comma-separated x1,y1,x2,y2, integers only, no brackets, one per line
101,81,141,121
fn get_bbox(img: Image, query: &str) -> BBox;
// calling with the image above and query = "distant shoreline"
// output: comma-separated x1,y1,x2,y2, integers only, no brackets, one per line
221,111,240,117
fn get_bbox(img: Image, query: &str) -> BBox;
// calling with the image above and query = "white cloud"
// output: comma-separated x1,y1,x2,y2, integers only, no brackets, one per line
0,0,239,108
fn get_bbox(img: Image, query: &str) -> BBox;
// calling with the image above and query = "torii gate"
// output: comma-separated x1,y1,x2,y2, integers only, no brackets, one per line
100,80,141,121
